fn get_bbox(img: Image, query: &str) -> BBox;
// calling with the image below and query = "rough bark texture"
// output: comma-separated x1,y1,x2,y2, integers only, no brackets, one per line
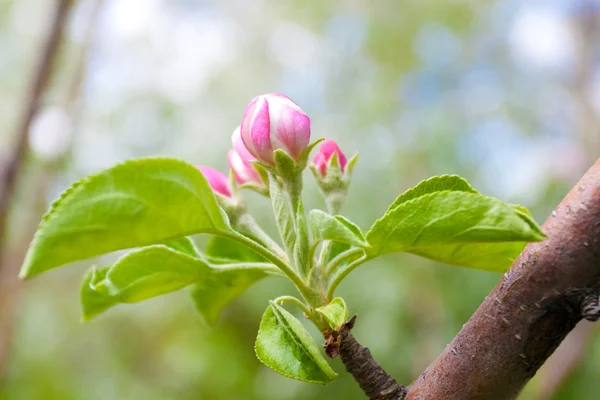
335,316,407,400
405,158,600,400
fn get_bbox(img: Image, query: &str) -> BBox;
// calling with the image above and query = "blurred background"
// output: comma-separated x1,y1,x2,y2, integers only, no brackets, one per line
0,0,599,399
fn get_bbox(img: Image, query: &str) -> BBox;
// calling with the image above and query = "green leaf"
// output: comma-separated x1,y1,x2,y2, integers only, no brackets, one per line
205,236,265,262
255,302,337,384
386,175,477,212
80,237,198,320
315,298,347,330
270,175,295,258
80,267,117,321
367,191,545,271
162,237,200,258
98,245,212,302
189,236,272,325
21,157,230,279
190,266,269,325
309,210,369,247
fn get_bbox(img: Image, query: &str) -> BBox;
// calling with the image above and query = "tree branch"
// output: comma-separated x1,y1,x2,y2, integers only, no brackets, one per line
405,158,600,399
332,158,600,399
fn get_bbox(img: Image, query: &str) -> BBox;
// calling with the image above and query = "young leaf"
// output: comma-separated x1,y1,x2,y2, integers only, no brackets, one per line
205,236,265,262
190,266,269,326
315,298,347,330
367,191,545,271
309,210,368,247
98,245,212,302
386,175,477,212
81,267,117,321
20,158,230,279
333,216,367,243
270,175,296,258
255,302,337,384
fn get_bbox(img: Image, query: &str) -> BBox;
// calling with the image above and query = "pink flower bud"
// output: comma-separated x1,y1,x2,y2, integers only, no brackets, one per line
197,166,232,198
240,93,311,165
313,139,347,176
228,127,263,185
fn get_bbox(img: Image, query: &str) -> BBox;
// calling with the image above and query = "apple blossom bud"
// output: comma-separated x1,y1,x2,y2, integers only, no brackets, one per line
197,166,232,198
240,93,311,165
313,139,347,177
228,127,263,185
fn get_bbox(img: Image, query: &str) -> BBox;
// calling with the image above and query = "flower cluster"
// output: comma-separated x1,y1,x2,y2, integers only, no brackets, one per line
197,93,350,208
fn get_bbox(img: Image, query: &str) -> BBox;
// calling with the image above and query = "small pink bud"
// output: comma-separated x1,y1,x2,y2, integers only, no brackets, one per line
228,127,263,185
240,93,311,165
313,139,347,176
197,166,232,198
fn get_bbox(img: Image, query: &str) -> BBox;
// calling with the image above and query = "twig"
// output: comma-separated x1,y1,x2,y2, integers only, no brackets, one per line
331,316,406,400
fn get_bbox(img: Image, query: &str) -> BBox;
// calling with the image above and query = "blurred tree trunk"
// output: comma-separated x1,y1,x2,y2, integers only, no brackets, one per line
0,0,104,382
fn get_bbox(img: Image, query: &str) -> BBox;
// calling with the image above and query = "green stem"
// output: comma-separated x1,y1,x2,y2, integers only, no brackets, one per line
286,171,303,213
234,213,287,261
274,295,312,316
326,254,370,300
325,190,345,215
216,262,283,276
324,247,365,277
224,230,322,307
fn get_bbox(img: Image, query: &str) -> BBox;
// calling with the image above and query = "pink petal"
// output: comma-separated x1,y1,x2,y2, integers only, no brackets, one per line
197,166,232,198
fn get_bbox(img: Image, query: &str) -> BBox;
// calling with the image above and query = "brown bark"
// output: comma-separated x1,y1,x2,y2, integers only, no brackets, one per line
405,158,600,399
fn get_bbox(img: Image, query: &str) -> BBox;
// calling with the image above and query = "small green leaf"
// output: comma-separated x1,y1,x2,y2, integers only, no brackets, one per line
255,302,337,384
205,236,265,262
386,175,477,212
309,210,368,247
80,267,117,321
190,266,269,325
270,175,295,258
334,216,367,243
21,158,230,279
100,245,212,302
367,191,545,271
315,298,347,330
